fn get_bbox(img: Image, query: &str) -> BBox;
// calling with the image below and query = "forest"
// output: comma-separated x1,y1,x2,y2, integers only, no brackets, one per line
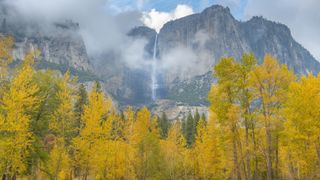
0,36,319,180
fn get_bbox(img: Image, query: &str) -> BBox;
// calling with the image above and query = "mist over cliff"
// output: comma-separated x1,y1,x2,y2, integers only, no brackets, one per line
123,5,320,105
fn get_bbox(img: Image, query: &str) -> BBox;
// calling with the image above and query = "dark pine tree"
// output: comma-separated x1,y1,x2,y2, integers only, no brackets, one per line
185,112,195,147
158,112,170,139
74,84,88,135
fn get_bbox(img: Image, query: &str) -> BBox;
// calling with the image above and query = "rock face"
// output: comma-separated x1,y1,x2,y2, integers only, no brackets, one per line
91,26,158,107
1,3,319,112
127,5,320,109
128,26,157,56
158,5,319,75
147,5,320,106
0,14,91,71
151,99,208,120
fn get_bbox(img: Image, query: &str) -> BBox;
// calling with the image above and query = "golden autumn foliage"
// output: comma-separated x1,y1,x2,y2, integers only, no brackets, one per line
0,36,13,79
0,50,40,178
0,37,319,180
194,114,223,179
280,74,320,179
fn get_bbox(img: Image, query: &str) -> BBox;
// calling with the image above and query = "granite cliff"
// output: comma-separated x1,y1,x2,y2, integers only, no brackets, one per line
131,5,319,105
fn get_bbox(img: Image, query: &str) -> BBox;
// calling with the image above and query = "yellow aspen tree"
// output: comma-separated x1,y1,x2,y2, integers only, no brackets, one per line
150,115,160,138
46,144,71,180
238,54,257,179
91,139,135,179
249,54,295,179
123,106,136,142
280,74,320,179
210,57,243,179
130,107,164,179
209,54,258,179
0,50,40,179
0,36,13,80
72,83,111,179
130,107,150,146
90,103,135,179
161,121,187,179
45,71,76,179
0,37,13,106
121,106,137,178
194,113,223,179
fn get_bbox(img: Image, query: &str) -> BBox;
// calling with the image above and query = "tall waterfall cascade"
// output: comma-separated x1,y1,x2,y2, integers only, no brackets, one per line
151,34,158,101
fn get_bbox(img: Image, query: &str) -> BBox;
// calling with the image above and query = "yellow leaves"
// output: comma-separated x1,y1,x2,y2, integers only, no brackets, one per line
91,140,135,179
161,122,188,179
0,42,319,179
0,36,13,79
167,122,186,148
250,54,295,106
193,112,224,179
72,83,134,179
0,36,13,65
50,71,76,139
0,48,39,177
123,106,136,141
130,107,151,145
280,73,320,178
47,142,71,179
80,84,113,138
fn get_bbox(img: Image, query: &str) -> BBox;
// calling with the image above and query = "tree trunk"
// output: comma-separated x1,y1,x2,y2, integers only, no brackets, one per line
233,128,241,180
275,136,279,179
266,127,273,180
245,116,251,180
316,137,320,163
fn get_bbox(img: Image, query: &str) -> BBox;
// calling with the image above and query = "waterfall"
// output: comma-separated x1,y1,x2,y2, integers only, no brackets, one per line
151,34,158,101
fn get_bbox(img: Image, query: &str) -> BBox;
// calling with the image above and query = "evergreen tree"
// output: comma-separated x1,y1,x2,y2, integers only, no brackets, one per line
158,112,170,138
74,84,88,135
185,112,195,147
201,113,206,121
72,82,113,179
181,117,187,138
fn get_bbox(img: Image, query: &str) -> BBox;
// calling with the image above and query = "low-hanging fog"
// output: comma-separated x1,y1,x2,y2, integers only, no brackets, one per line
1,0,211,81
1,0,320,82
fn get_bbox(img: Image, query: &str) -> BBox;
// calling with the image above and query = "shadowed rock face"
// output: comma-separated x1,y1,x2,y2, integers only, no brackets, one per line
128,26,157,56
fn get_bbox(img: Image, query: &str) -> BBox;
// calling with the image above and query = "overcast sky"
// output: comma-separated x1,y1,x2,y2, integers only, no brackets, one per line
3,0,319,60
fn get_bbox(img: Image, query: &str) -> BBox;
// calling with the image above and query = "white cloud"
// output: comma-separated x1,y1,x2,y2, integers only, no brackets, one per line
142,4,194,33
245,0,320,60
3,0,142,55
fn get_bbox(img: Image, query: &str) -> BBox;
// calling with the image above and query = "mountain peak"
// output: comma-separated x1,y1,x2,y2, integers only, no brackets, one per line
246,16,292,36
128,26,156,37
202,5,231,15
